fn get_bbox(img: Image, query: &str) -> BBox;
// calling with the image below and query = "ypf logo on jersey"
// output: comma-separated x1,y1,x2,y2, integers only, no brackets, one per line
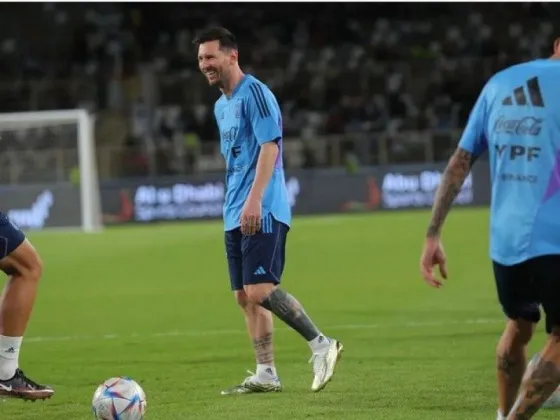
495,143,541,162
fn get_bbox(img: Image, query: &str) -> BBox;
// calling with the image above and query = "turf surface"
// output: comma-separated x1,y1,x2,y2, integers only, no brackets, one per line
2,209,557,419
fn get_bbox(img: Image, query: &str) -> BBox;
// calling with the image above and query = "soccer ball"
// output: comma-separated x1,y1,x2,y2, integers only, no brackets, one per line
528,354,560,408
92,377,147,420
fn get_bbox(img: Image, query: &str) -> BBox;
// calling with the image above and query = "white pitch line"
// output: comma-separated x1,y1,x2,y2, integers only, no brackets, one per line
24,318,504,345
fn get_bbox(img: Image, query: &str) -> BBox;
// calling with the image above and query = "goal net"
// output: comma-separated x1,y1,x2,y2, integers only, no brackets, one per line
0,109,102,232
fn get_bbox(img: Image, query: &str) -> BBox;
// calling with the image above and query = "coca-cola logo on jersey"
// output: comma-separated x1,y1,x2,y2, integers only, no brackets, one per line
381,170,474,209
493,116,543,136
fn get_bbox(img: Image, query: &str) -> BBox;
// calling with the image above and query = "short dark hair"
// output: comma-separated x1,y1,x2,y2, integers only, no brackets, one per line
192,27,238,50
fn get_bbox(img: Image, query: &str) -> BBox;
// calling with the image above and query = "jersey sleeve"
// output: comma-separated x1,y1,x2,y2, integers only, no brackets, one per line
213,101,221,124
458,84,489,158
246,84,282,145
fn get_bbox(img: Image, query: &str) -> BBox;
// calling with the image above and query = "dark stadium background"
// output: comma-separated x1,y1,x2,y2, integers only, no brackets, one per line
0,3,559,420
0,2,554,179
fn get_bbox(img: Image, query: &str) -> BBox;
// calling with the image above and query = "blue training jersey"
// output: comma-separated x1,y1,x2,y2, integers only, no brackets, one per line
214,74,291,231
459,59,560,265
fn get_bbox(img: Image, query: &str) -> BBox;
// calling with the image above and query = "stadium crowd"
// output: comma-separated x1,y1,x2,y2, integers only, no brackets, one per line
0,2,555,181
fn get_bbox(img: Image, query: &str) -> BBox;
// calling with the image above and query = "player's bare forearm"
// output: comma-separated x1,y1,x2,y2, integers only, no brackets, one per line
507,354,560,419
248,142,279,201
426,148,474,238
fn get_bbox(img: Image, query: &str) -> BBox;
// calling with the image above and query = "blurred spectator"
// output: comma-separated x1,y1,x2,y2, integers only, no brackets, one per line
0,2,556,181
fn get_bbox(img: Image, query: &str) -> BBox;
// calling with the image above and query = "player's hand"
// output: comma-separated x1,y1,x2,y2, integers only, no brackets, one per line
240,197,262,236
420,237,448,288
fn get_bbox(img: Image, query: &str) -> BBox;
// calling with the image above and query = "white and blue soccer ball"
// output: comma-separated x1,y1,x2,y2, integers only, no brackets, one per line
528,354,560,408
92,377,147,420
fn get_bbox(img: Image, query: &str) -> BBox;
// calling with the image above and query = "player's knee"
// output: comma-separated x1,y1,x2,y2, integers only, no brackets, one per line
0,240,43,281
234,290,250,309
16,252,42,284
234,290,263,319
499,319,535,350
244,284,275,305
20,243,42,281
27,255,43,282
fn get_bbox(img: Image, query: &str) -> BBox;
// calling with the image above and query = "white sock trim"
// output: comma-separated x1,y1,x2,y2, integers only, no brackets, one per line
0,335,22,380
0,336,22,357
256,364,277,379
308,334,330,353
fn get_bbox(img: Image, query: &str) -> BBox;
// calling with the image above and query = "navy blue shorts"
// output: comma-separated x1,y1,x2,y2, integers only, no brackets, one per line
493,255,560,334
225,214,289,291
0,212,25,259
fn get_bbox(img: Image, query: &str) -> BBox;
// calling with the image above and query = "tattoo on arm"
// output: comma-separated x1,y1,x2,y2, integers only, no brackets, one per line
253,333,274,365
509,355,560,419
426,149,474,238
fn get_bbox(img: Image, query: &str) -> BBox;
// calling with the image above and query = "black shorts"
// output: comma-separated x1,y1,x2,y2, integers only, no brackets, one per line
224,214,289,291
493,255,560,334
0,212,26,259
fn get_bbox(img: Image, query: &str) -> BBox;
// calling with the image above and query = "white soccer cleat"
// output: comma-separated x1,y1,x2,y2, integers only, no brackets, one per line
309,338,343,392
221,370,282,395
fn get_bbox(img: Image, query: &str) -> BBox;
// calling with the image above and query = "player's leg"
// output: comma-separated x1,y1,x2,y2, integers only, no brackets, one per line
506,256,560,420
221,228,280,395
0,216,54,401
235,290,276,372
496,321,535,419
492,260,537,420
242,215,343,392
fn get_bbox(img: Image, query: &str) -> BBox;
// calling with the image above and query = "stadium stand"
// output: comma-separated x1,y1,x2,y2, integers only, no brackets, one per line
0,2,554,182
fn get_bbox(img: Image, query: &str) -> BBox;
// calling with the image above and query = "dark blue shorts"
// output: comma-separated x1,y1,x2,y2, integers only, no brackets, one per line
225,214,289,291
493,255,560,334
0,212,25,259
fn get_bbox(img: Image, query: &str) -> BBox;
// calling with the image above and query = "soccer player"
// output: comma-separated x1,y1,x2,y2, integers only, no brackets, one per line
0,215,54,400
194,27,343,394
420,39,560,420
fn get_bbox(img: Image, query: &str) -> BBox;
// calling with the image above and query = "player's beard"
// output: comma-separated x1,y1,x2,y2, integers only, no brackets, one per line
206,68,222,86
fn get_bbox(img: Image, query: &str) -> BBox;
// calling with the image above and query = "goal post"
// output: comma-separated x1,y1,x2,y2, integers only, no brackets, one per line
0,109,103,233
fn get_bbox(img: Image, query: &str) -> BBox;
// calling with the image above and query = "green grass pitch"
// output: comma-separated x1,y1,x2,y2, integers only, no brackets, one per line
1,208,556,419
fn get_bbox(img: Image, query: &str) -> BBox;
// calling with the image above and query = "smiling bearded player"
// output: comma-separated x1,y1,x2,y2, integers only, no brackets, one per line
193,26,343,395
